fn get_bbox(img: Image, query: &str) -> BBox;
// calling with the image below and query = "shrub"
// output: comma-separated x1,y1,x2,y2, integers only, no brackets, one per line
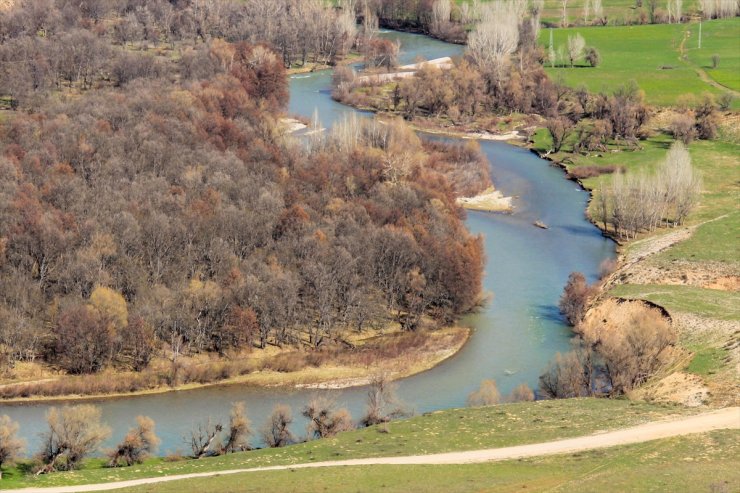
559,272,597,325
108,416,159,467
669,113,696,145
467,379,500,407
585,47,601,67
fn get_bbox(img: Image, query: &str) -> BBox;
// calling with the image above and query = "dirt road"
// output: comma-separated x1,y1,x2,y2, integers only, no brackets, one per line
11,407,739,493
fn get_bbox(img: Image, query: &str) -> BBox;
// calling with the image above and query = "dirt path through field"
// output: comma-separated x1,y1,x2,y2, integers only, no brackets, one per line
10,407,739,493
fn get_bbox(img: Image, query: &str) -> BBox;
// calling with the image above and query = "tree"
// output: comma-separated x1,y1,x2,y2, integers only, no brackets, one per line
566,33,586,67
37,405,111,473
467,379,501,406
539,347,594,398
90,286,128,330
302,396,354,439
0,416,23,479
52,305,113,374
108,416,159,467
507,383,535,402
188,419,223,458
579,300,676,394
585,47,600,67
670,114,697,145
660,141,701,225
467,1,520,90
221,402,252,453
546,118,572,153
361,374,408,426
559,272,596,325
261,405,295,448
695,96,719,140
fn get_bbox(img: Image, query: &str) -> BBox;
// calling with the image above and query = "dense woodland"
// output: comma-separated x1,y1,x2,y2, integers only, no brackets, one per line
0,0,488,377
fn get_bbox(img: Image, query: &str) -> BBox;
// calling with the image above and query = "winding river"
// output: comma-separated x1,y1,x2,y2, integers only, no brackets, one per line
0,32,615,454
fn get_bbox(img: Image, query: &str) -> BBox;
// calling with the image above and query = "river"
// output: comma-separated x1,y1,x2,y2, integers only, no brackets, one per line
0,31,615,455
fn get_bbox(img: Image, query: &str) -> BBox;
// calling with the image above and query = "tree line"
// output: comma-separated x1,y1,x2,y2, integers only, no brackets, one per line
0,374,409,478
0,0,487,379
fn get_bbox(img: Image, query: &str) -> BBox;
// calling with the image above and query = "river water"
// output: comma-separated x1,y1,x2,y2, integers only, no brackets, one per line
0,32,614,454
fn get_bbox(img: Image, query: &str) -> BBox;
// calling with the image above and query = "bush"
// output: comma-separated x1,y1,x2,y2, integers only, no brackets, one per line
569,165,622,180
669,113,696,145
559,272,597,326
467,379,500,407
108,416,160,467
585,47,601,67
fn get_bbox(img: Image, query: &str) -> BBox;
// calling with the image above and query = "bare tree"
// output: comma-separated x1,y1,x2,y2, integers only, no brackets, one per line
188,418,223,458
261,404,295,448
467,1,520,89
560,0,569,26
539,347,593,398
221,402,252,453
302,396,354,439
431,0,452,36
559,272,597,325
467,379,501,406
108,416,160,467
361,374,408,426
37,405,111,474
567,33,586,67
661,141,701,225
579,300,676,394
592,0,604,24
507,383,535,402
0,416,23,480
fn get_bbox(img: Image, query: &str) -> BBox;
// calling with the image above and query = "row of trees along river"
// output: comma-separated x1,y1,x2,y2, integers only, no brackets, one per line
1,31,614,454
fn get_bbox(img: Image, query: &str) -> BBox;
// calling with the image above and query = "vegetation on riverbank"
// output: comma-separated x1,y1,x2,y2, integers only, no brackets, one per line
0,398,702,489
337,11,738,406
0,0,491,401
0,326,469,403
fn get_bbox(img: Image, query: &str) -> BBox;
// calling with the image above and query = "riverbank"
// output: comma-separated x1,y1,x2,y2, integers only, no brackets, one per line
528,128,740,407
337,82,738,406
0,327,470,404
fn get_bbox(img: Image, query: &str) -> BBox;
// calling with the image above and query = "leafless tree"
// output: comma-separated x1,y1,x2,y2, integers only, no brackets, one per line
592,0,605,24
567,33,586,67
560,0,569,26
467,1,520,89
467,379,501,406
221,402,252,453
302,395,354,439
579,300,676,393
37,405,111,474
0,416,23,479
188,418,223,458
361,374,408,426
661,141,701,225
108,416,160,467
261,404,295,448
507,383,535,402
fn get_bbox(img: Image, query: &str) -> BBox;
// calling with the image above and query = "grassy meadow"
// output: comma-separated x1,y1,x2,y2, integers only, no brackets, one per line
0,399,697,490
122,430,740,493
539,18,739,107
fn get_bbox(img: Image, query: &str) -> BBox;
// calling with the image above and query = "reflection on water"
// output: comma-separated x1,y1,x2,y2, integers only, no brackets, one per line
1,32,614,454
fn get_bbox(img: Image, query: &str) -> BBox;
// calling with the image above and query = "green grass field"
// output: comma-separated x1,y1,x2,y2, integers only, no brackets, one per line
0,399,697,490
532,120,739,389
457,0,708,27
123,430,740,493
539,18,739,106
